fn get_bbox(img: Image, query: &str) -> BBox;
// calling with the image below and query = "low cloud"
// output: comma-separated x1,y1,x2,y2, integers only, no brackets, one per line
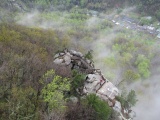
15,7,160,120
131,75,160,120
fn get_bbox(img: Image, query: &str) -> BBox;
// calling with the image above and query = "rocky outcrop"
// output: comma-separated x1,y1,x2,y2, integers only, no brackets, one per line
53,49,135,120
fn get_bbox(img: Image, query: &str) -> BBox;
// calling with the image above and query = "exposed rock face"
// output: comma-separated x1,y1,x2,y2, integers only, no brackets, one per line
53,49,135,120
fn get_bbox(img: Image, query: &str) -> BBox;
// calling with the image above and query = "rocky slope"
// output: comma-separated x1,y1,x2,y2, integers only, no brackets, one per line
53,49,136,120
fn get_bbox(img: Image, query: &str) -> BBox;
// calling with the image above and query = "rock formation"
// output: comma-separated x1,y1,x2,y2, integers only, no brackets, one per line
53,49,136,120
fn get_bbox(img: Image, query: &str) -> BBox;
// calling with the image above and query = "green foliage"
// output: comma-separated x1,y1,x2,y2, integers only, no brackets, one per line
70,70,85,96
112,37,136,67
127,90,138,107
117,8,123,14
35,0,50,5
80,0,87,7
84,50,93,60
138,0,160,19
41,12,62,21
104,56,117,68
0,25,20,43
3,86,37,120
111,33,153,81
120,52,133,65
135,54,150,78
0,23,71,119
123,70,140,83
41,69,70,111
112,37,137,54
116,90,137,109
156,9,160,20
139,0,159,6
116,95,129,109
101,20,113,28
0,1,158,119
139,17,153,25
86,94,112,120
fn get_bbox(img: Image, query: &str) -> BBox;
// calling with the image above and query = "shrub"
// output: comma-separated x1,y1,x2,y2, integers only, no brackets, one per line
41,70,70,111
86,94,112,120
139,17,152,25
156,10,160,20
66,103,96,120
135,54,150,78
116,90,137,109
84,50,93,60
70,70,86,96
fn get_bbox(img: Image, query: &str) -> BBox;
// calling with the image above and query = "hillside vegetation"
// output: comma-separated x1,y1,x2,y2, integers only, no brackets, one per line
0,0,160,120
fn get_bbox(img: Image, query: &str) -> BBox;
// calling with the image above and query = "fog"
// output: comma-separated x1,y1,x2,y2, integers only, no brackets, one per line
131,75,160,120
15,7,160,119
16,11,68,30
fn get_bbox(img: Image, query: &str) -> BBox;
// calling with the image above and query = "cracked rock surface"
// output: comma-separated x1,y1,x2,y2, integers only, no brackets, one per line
53,49,135,120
